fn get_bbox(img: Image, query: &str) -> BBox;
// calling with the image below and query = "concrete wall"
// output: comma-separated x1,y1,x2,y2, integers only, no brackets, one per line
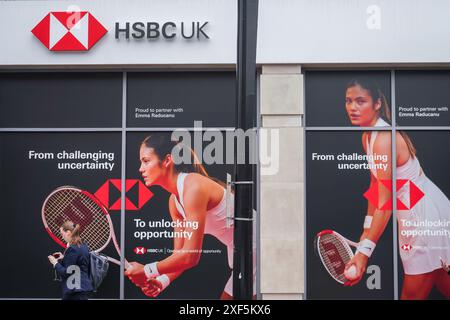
259,65,304,300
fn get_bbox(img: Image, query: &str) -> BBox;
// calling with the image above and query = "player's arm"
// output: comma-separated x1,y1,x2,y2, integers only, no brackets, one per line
364,131,392,245
140,195,188,297
154,181,207,274
140,181,208,297
345,132,392,286
360,132,376,241
163,194,188,282
126,182,207,290
360,173,377,241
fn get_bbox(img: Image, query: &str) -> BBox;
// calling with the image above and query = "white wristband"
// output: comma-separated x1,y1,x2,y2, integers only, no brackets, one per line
156,274,170,290
144,262,160,278
364,215,373,229
356,238,376,258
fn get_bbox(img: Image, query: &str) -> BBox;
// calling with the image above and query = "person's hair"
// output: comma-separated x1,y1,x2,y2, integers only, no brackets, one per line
346,78,416,158
61,221,82,246
142,133,208,176
141,133,227,188
346,78,391,124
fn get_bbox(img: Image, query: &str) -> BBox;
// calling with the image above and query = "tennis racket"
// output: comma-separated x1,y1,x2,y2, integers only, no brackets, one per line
314,229,359,284
42,185,130,269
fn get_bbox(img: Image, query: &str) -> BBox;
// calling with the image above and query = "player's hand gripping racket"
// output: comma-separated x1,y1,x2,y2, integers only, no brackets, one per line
314,230,359,284
42,186,131,269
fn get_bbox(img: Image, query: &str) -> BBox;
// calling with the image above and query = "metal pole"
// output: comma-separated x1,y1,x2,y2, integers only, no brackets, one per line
233,0,258,300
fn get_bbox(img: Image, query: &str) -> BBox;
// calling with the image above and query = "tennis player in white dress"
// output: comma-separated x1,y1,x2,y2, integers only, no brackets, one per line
125,134,256,299
343,78,450,299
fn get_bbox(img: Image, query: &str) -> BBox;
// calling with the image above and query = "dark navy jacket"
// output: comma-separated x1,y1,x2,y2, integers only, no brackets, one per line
54,244,93,295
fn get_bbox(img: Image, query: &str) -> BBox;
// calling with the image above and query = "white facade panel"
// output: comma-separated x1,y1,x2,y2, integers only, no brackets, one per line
0,0,237,66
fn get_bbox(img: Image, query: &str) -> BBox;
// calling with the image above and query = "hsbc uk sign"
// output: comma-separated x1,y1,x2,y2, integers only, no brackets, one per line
114,21,209,40
31,11,210,52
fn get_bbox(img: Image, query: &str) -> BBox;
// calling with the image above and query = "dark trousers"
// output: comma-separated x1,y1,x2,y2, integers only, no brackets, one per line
62,292,90,300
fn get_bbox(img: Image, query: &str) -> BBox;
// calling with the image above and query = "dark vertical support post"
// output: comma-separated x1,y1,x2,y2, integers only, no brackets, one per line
233,0,258,300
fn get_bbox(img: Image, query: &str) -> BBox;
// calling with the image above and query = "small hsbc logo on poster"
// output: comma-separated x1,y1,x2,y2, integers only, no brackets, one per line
31,11,107,51
134,247,146,255
401,244,413,251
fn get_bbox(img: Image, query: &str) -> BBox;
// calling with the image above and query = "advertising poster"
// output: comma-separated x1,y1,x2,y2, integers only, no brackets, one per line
394,71,450,299
124,131,236,299
395,131,450,300
305,71,394,299
123,71,244,299
305,71,391,127
306,70,450,300
396,71,450,127
0,133,122,298
127,72,236,128
0,70,254,299
0,72,123,128
306,131,394,299
0,72,125,299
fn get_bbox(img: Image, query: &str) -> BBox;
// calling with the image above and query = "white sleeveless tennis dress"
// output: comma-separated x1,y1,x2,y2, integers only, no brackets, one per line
173,172,235,294
366,118,450,275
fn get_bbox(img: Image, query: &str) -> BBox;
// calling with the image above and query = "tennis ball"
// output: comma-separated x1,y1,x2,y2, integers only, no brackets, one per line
344,265,358,280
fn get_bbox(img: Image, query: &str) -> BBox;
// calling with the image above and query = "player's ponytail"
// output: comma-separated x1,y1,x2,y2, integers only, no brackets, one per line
142,133,209,177
61,221,83,246
171,141,209,177
142,133,229,188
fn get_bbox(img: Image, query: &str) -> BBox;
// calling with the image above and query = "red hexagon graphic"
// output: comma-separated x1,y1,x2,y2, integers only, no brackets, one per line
31,11,107,51
94,179,154,211
363,179,425,210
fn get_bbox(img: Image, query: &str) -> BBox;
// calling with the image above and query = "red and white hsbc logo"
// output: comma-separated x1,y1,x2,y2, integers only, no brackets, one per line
401,244,413,251
134,247,146,255
31,12,107,51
